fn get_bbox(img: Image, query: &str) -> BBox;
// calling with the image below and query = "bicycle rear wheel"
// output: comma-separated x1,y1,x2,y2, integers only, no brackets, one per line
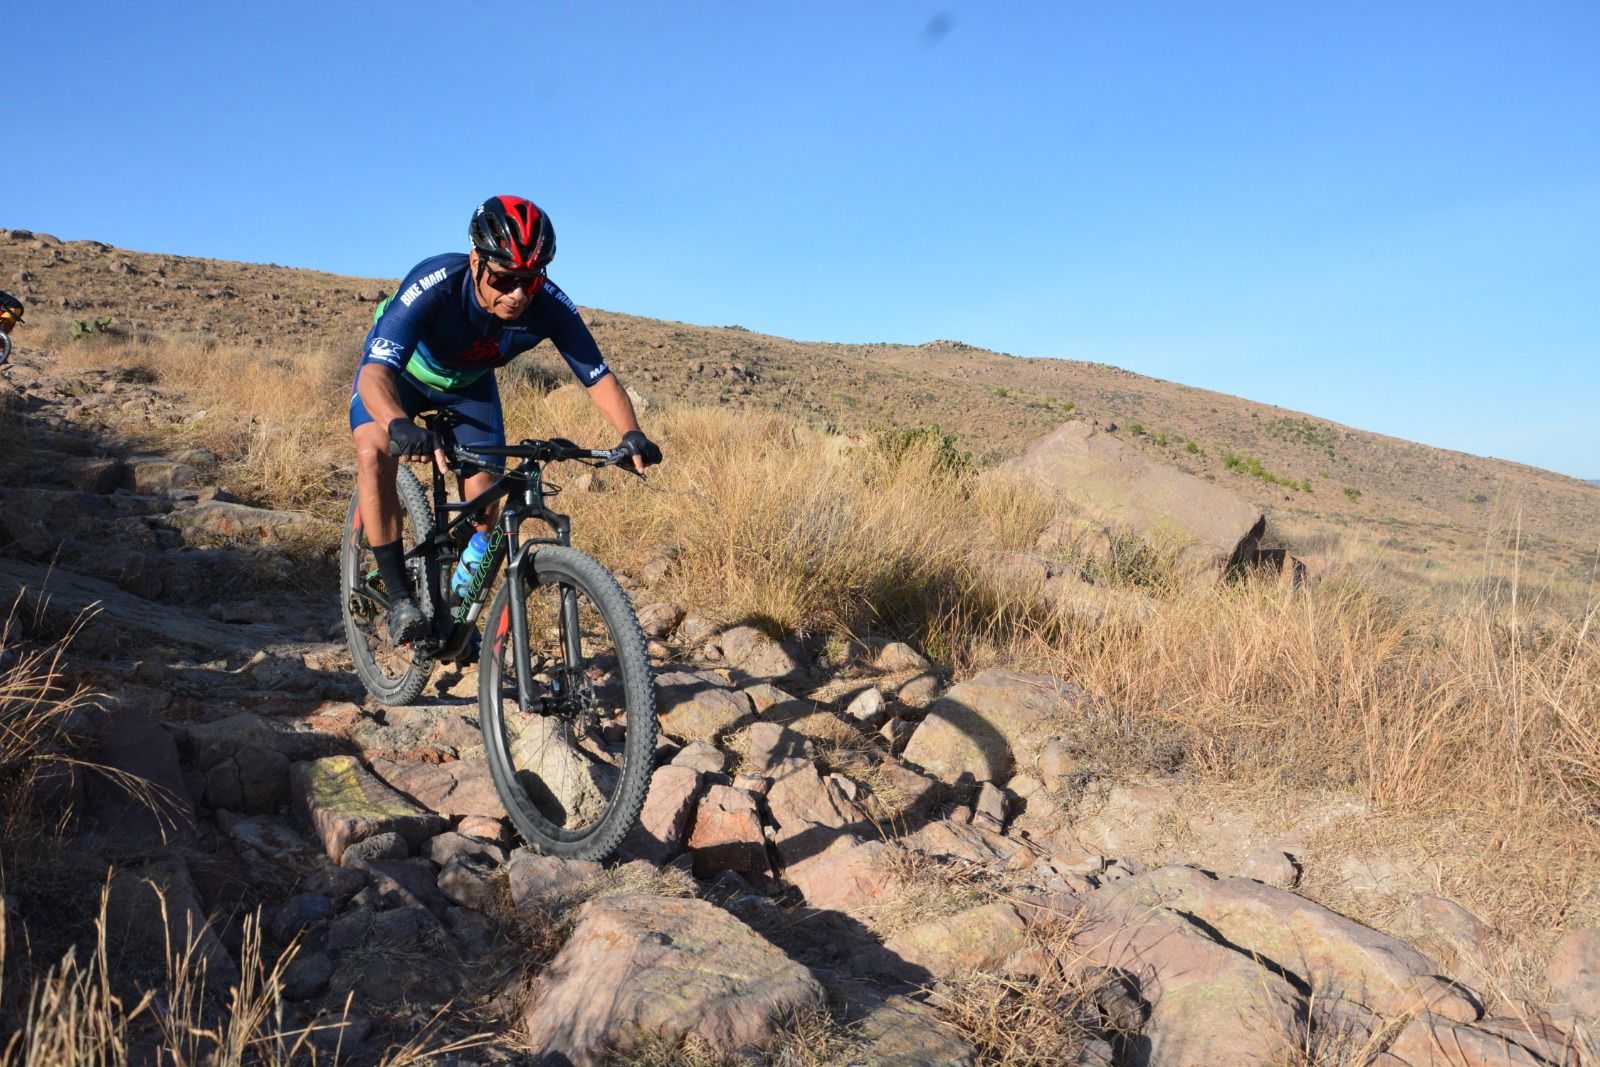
478,546,656,860
340,466,436,705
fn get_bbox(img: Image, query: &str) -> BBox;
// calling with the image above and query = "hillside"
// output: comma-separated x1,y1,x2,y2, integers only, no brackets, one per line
5,226,1597,604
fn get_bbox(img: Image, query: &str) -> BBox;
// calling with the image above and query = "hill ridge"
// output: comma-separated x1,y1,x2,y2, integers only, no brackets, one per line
4,227,1596,594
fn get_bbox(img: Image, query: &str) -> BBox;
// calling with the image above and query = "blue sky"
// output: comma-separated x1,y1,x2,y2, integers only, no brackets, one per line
7,2,1597,477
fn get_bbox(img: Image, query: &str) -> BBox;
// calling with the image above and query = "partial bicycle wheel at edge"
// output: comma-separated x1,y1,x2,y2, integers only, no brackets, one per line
478,545,657,860
340,465,435,705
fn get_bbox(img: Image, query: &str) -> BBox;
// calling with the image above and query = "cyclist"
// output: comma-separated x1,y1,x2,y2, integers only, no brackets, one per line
351,196,661,642
0,291,22,365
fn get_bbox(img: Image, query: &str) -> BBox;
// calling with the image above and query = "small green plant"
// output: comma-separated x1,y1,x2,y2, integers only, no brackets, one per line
1266,416,1336,455
1128,422,1145,436
874,423,972,475
1154,432,1169,447
994,387,1009,398
1185,440,1201,454
1344,486,1362,502
69,316,115,340
1063,400,1075,411
1220,451,1310,491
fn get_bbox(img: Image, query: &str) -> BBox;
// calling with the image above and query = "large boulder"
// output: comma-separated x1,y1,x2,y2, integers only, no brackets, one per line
1008,421,1265,571
523,894,824,1065
901,668,1094,785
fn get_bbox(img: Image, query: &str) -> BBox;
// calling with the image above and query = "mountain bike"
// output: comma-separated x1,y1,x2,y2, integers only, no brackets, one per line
339,411,657,860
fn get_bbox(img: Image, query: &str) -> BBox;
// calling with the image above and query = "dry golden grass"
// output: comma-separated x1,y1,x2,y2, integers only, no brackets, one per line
0,888,485,1067
0,610,102,842
928,915,1124,1067
597,1006,860,1067
44,332,352,517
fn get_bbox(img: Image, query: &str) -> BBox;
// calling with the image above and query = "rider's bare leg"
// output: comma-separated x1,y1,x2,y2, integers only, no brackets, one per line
354,422,403,544
462,470,500,532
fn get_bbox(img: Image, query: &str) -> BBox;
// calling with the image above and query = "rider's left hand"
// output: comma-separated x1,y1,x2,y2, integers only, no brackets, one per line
619,429,662,474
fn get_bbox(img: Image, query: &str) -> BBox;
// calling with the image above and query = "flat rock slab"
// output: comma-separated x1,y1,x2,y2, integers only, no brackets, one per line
902,667,1094,785
290,755,444,863
1387,1013,1557,1067
901,818,1031,868
170,500,323,544
1096,865,1479,1023
655,670,753,742
508,852,603,909
881,901,1029,981
1077,892,1305,1067
785,838,899,915
369,756,503,819
846,992,977,1066
0,558,275,654
183,711,343,770
524,894,825,1066
1547,928,1600,1020
107,856,237,986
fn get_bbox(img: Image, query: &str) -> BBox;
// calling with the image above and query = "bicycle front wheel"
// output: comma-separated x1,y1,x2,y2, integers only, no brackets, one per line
478,546,657,860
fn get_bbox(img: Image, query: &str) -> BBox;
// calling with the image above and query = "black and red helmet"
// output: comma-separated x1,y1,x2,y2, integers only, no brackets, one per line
469,196,556,271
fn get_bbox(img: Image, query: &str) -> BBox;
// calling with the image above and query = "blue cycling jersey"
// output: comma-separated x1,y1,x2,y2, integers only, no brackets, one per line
359,253,609,392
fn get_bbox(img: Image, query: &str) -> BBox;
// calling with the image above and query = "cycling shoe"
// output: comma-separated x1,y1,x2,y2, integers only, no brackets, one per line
386,596,427,643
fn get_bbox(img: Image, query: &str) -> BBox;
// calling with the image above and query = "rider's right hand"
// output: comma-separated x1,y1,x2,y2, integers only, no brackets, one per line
387,417,441,459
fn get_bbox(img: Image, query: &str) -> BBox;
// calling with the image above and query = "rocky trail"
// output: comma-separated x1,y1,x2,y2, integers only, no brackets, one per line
2,342,1598,1066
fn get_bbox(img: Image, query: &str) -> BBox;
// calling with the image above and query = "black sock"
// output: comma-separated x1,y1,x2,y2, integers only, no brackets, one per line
371,540,413,601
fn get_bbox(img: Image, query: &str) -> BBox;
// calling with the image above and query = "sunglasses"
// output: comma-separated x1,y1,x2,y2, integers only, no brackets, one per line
480,263,546,295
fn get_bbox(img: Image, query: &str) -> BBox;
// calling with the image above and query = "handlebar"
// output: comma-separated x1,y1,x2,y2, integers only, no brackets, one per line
387,435,629,470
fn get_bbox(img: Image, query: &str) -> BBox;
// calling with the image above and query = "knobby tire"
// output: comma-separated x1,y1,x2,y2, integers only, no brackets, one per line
478,546,656,860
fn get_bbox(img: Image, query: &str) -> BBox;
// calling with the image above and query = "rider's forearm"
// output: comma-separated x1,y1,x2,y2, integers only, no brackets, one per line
586,373,641,436
357,363,410,427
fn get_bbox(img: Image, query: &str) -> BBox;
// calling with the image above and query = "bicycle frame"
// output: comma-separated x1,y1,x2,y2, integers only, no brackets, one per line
420,449,571,714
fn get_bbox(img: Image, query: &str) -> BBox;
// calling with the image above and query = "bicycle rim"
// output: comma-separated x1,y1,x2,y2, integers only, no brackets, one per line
479,547,655,859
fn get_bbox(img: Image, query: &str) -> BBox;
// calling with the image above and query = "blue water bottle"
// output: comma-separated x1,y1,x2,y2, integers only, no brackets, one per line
450,532,490,600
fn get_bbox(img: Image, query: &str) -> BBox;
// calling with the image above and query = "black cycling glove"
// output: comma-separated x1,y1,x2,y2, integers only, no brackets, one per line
387,418,441,459
619,429,663,467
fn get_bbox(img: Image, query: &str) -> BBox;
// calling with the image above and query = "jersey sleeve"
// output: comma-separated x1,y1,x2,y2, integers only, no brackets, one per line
537,281,611,385
363,258,454,370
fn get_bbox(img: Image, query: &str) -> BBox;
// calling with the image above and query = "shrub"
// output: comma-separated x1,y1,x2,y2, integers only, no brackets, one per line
69,316,115,340
1344,486,1362,502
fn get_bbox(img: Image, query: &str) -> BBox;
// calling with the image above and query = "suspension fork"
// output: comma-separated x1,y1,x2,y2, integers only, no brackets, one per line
505,518,539,716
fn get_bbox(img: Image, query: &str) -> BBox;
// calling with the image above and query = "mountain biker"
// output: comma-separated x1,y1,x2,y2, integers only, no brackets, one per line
350,196,661,643
0,291,23,365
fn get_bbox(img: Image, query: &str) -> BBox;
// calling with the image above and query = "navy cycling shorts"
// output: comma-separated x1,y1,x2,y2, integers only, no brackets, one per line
349,357,506,454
